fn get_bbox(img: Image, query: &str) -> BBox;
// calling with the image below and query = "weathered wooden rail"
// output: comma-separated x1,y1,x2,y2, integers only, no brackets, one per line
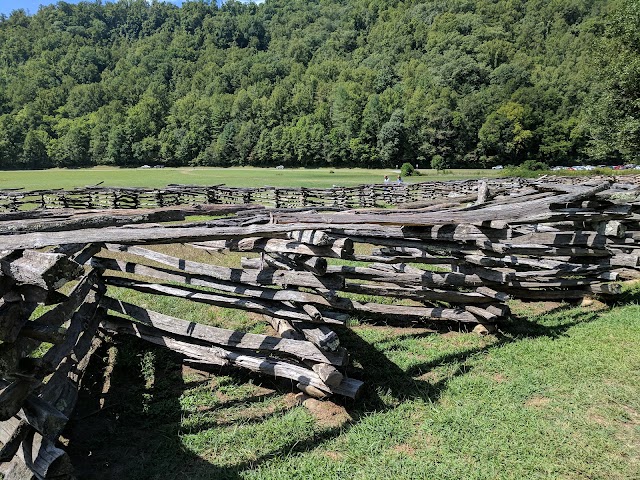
1,177,640,478
4,175,640,213
0,178,532,211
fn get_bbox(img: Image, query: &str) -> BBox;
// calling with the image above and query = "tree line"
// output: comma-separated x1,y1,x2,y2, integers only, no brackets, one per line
0,0,637,170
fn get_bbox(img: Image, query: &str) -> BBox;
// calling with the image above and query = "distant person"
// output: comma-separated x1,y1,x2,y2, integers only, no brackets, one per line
384,175,389,183
397,175,403,183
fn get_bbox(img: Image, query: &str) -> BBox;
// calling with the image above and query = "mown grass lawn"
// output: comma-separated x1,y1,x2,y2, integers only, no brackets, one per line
65,290,640,480
0,167,500,190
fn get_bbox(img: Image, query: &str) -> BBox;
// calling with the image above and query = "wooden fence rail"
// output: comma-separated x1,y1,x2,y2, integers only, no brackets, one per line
1,176,640,478
0,178,534,212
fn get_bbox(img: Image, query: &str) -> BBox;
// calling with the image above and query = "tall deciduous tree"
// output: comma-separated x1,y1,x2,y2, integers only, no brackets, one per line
0,0,624,169
587,0,640,162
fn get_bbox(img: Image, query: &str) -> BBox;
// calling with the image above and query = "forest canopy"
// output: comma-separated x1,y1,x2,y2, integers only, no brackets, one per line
0,0,638,169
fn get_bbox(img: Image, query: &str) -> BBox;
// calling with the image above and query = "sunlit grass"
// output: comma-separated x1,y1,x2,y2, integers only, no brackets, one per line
70,299,640,480
0,167,500,190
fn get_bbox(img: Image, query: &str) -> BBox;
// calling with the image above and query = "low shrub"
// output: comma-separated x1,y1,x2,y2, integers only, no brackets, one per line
502,160,550,177
431,155,447,173
401,162,415,176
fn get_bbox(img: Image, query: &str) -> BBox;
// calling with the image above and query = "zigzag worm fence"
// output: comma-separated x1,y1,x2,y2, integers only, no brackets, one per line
1,177,639,478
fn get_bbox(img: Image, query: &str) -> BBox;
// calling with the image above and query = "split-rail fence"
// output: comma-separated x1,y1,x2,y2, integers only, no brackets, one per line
1,176,640,478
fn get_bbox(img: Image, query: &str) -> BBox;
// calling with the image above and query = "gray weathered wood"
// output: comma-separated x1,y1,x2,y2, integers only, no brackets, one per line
293,322,340,352
287,230,332,246
101,298,347,366
264,316,304,340
93,256,338,308
37,287,103,378
103,244,345,290
0,379,37,421
1,250,83,290
326,265,483,288
102,317,363,398
103,276,348,325
476,180,489,205
311,363,344,388
195,237,354,259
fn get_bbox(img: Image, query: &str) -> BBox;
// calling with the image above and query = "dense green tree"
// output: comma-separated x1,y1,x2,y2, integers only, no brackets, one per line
50,119,92,168
22,129,51,169
586,0,640,162
431,155,447,172
377,109,405,167
0,0,627,169
479,102,534,164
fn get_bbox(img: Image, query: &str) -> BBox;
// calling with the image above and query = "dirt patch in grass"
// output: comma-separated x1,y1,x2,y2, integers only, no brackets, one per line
324,450,344,460
392,443,417,456
587,403,640,472
589,412,610,426
513,301,567,316
621,405,640,423
492,373,507,383
417,370,443,383
282,392,302,408
618,406,640,470
525,395,551,408
182,364,211,383
301,397,352,428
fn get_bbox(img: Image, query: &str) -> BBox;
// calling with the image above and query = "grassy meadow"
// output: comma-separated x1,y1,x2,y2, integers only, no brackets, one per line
66,287,640,480
60,242,640,480
0,167,500,190
12,167,637,479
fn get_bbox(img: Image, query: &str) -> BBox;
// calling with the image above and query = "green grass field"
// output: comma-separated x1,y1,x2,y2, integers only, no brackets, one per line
12,167,637,479
66,294,640,480
0,167,500,190
60,241,640,480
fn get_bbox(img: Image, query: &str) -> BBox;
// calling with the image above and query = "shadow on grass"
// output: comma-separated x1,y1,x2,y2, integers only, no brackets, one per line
65,338,242,480
64,305,603,479
503,307,601,339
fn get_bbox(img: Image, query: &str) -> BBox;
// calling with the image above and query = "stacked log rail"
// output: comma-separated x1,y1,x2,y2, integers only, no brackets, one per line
3,176,640,213
0,247,363,478
92,243,363,399
0,249,104,479
2,179,633,345
2,178,640,478
0,177,538,212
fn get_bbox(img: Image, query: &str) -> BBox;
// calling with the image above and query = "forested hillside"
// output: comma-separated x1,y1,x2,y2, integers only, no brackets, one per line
0,0,637,169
